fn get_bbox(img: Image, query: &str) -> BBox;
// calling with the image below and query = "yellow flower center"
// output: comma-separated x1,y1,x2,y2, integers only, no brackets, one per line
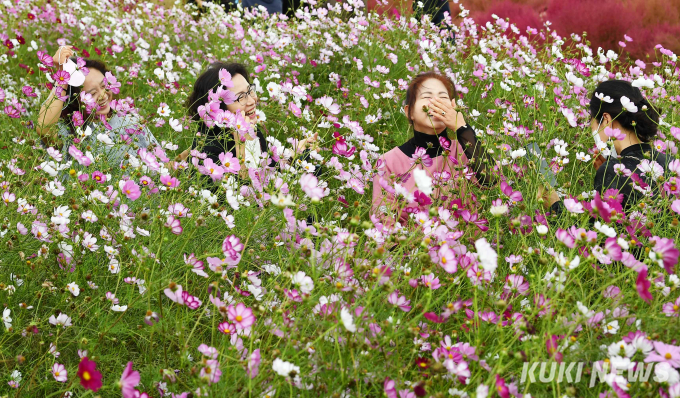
236,315,243,322
666,353,672,360
83,371,91,381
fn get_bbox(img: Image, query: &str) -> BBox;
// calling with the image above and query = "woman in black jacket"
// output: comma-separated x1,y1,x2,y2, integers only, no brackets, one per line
186,61,316,181
539,80,674,215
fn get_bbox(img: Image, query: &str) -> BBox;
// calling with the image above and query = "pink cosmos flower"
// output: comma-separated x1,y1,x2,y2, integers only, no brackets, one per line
332,139,356,158
247,349,261,379
495,374,511,398
500,181,523,204
198,158,225,181
649,236,679,274
4,106,19,118
662,297,680,317
300,173,326,200
437,244,457,273
420,274,441,290
165,215,183,235
164,284,185,305
672,199,680,214
92,171,106,183
636,269,652,304
121,180,141,201
410,147,433,167
222,235,244,260
68,145,92,167
52,70,70,85
219,152,241,174
120,362,140,398
184,253,207,278
384,378,398,398
52,363,68,382
160,174,179,188
181,291,202,309
288,101,302,117
604,126,626,141
168,203,192,218
227,302,256,331
198,344,219,359
218,322,236,335
556,229,576,248
2,191,15,205
387,291,411,312
200,359,222,384
504,275,530,296
218,68,234,88
104,71,121,94
644,341,680,368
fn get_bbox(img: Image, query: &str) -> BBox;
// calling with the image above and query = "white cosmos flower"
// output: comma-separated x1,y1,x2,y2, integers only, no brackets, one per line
576,301,594,318
413,168,433,196
475,238,497,273
340,307,357,333
97,133,115,148
2,308,11,329
111,304,128,312
66,282,80,297
620,96,638,113
62,59,85,87
595,92,614,103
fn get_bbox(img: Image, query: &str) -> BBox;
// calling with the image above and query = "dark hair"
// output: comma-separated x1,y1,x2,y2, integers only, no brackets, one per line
589,80,660,142
403,71,457,125
185,61,250,120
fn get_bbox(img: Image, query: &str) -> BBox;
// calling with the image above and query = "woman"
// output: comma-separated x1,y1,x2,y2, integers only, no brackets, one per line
539,80,673,214
36,46,171,169
185,61,316,179
371,71,491,223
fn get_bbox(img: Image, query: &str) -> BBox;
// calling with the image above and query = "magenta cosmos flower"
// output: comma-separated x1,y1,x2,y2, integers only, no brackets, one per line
77,357,103,392
227,303,255,331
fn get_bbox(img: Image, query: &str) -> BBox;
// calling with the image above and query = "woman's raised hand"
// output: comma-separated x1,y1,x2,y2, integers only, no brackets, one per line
296,132,319,153
428,97,467,131
52,46,74,71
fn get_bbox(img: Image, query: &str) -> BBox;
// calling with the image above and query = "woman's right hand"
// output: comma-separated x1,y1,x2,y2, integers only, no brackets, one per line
52,46,73,70
593,154,606,170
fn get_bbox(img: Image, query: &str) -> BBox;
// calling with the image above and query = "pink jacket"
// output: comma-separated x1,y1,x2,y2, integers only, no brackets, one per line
372,129,471,225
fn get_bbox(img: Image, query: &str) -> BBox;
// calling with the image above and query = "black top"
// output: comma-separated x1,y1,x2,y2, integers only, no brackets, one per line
551,143,674,214
398,125,493,185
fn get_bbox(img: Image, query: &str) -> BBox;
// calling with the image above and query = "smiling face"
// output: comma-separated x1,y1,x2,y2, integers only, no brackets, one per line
226,73,258,122
404,78,450,134
82,68,112,115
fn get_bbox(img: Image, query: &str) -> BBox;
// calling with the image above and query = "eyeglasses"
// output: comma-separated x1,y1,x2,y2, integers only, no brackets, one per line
236,84,257,105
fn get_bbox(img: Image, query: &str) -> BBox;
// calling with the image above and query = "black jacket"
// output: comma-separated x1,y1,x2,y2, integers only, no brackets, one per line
551,143,674,215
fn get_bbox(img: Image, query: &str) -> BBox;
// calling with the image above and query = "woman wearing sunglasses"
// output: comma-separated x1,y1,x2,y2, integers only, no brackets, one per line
186,61,317,180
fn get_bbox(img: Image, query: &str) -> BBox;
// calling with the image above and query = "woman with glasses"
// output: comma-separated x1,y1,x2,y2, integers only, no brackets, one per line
36,46,170,169
186,61,316,179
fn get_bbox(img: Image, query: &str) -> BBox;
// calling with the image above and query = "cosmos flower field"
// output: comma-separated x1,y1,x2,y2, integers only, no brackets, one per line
1,0,680,397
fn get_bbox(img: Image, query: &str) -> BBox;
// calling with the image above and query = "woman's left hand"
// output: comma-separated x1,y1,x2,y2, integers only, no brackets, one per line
428,98,467,131
537,185,560,210
296,132,319,153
